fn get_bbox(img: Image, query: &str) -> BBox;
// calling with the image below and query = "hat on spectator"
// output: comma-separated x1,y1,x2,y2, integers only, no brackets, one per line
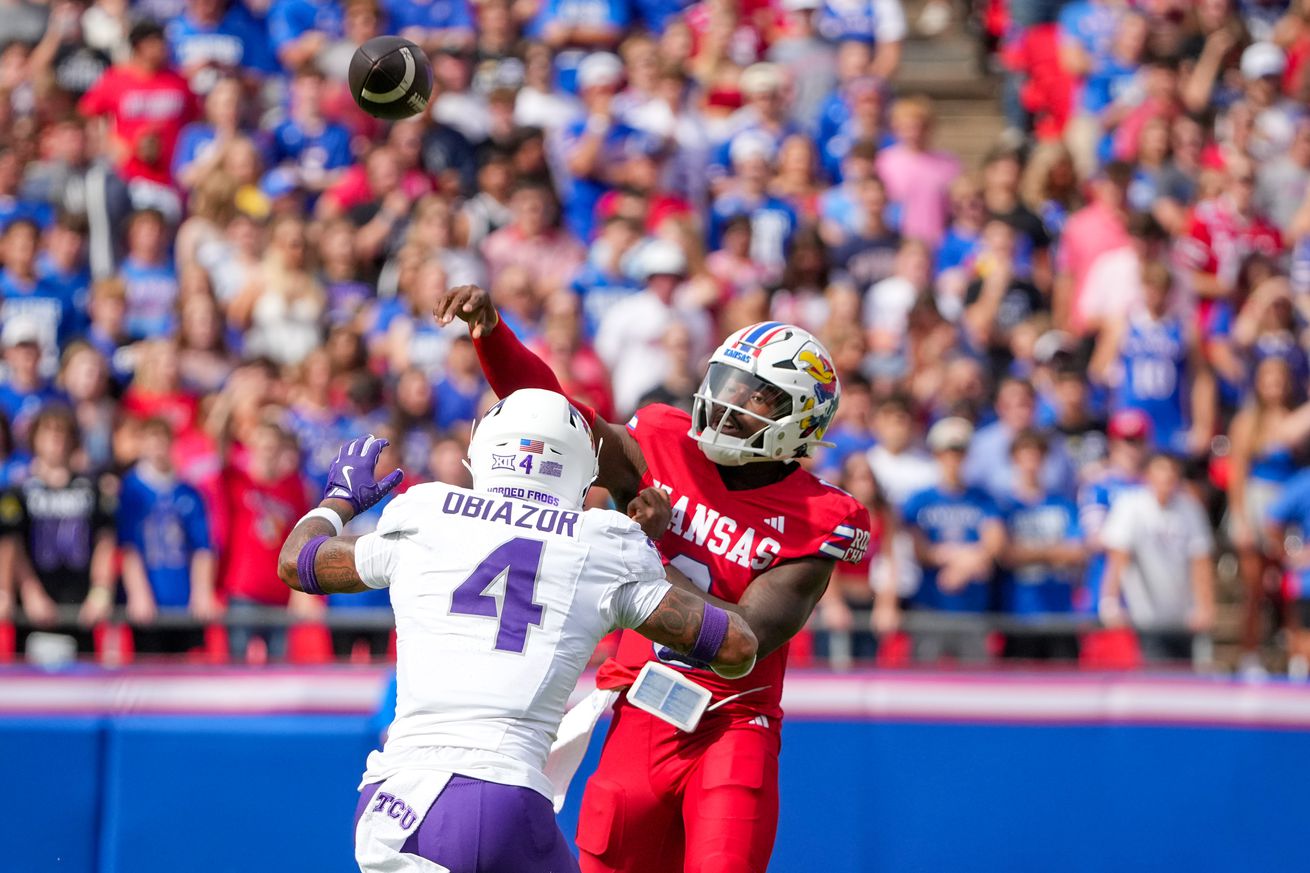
2,316,41,349
927,417,974,453
634,239,687,280
1241,42,1286,80
730,130,777,166
128,20,166,47
1107,409,1152,442
577,52,624,90
740,63,784,96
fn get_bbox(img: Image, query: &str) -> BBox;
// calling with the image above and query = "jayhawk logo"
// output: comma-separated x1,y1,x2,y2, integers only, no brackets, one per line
796,346,837,402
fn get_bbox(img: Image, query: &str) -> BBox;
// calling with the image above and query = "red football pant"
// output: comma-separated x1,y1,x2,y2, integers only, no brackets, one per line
576,701,781,873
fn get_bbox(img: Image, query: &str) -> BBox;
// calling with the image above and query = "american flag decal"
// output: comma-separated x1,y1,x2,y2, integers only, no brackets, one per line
519,439,544,454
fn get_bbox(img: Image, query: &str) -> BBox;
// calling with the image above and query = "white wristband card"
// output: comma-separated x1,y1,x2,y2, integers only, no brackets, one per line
626,662,712,733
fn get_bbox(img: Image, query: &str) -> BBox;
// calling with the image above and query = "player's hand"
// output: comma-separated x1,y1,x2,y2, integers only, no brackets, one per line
434,284,499,338
627,487,672,540
324,435,404,515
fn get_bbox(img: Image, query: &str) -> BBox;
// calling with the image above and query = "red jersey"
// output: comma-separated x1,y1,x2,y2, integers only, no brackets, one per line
121,388,199,435
78,65,199,185
1177,197,1283,293
595,404,871,719
217,465,308,605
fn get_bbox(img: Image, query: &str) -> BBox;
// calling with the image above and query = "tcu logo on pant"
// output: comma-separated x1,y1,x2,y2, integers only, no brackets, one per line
371,792,418,829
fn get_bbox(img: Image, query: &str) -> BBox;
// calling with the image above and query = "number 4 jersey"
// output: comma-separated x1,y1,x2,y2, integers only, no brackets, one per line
353,481,672,799
596,403,872,720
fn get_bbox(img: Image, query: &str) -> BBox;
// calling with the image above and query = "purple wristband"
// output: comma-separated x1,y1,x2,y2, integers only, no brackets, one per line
298,536,330,596
689,603,730,665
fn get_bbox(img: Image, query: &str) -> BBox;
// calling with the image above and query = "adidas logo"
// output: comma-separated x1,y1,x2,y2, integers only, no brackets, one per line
763,516,786,533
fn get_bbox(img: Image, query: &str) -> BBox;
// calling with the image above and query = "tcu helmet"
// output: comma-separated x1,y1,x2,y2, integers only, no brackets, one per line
690,322,840,466
468,389,599,508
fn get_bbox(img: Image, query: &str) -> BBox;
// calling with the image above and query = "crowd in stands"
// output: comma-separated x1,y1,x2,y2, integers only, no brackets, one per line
0,0,1308,675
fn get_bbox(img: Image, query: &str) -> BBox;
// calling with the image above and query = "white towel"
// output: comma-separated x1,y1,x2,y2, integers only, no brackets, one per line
543,688,618,812
355,770,454,873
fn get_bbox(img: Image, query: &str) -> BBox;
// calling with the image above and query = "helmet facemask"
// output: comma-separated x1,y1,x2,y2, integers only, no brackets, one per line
690,363,798,466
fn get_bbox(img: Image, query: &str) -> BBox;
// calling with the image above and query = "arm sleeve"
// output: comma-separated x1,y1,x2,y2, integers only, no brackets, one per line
354,531,399,590
609,529,672,629
472,318,597,427
609,577,673,630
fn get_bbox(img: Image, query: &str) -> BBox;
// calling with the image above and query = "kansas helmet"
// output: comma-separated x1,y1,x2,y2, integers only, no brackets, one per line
689,322,840,466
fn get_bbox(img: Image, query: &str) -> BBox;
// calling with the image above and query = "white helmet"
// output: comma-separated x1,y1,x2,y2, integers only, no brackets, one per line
468,389,599,509
689,322,840,466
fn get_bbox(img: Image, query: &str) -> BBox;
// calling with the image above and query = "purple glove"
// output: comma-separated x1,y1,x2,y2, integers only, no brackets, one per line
324,435,403,513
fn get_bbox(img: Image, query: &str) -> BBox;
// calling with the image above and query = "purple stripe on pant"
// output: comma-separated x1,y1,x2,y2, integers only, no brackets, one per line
355,775,580,873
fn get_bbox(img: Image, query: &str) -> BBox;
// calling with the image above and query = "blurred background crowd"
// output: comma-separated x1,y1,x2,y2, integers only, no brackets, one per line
0,0,1308,676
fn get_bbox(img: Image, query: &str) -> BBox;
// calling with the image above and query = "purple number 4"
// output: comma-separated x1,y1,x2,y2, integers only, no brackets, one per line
450,537,546,653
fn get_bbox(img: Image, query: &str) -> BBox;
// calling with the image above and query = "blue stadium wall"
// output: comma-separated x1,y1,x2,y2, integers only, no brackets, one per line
3,670,1309,873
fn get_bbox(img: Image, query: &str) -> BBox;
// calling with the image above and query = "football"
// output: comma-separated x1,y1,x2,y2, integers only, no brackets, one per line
348,36,434,120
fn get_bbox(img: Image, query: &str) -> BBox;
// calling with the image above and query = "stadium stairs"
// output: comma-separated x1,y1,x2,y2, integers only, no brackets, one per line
896,0,1006,170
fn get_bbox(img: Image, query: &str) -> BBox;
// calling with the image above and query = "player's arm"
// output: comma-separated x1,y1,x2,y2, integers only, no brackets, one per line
734,556,836,661
434,283,647,504
277,436,404,596
635,585,758,679
278,509,370,595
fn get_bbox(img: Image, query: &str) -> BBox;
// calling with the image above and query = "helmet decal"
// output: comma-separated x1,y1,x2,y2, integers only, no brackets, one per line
726,321,795,363
795,345,837,402
468,389,600,508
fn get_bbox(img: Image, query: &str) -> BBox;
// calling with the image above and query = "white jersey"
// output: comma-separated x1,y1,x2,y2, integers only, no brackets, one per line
354,482,671,799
